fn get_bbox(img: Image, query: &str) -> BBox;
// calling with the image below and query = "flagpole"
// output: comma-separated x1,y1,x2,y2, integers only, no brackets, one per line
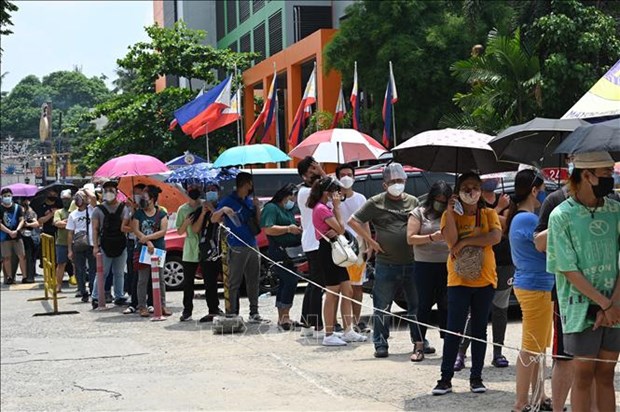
205,124,210,163
390,61,397,147
234,64,242,146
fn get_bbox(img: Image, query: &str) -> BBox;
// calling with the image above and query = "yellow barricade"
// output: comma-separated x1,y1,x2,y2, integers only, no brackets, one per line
28,234,78,316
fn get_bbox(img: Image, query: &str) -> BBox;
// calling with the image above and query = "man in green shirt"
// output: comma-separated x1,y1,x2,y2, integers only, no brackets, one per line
547,151,620,412
53,189,72,292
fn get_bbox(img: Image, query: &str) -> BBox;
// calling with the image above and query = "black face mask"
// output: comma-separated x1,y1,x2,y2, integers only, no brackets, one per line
62,200,72,209
591,176,615,199
139,199,149,209
188,189,201,200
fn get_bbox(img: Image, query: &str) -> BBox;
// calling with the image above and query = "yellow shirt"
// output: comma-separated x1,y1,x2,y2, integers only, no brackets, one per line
440,207,501,288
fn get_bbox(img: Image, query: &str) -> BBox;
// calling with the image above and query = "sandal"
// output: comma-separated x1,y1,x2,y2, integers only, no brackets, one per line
491,355,509,368
538,398,565,412
410,344,425,362
139,307,149,317
123,306,136,315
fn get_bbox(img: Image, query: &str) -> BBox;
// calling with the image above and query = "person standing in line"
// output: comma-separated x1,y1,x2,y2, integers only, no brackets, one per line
407,180,452,358
0,188,27,284
66,190,97,303
19,197,39,284
335,163,372,334
546,152,620,412
432,172,502,396
53,190,73,293
35,188,61,239
507,169,554,412
349,163,422,360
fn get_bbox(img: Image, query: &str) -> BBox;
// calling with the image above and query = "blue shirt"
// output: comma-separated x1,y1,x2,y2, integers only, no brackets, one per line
217,192,257,247
509,211,554,291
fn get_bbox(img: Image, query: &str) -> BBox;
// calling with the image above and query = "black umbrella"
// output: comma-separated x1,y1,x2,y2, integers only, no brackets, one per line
489,117,589,167
31,183,77,212
554,119,620,161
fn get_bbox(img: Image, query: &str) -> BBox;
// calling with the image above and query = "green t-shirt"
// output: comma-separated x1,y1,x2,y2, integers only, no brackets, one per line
176,202,201,263
547,197,620,334
53,208,70,246
353,192,419,265
260,202,301,247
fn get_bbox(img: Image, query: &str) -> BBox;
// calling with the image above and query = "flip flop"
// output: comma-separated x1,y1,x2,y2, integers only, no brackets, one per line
410,349,425,362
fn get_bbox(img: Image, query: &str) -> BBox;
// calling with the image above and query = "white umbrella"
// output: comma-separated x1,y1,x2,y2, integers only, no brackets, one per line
289,128,387,163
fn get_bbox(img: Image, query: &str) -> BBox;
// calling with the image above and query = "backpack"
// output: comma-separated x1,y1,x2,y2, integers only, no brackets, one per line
98,203,126,258
190,207,221,262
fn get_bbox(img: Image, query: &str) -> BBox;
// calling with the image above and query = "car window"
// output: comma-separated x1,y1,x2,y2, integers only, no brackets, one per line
219,174,303,199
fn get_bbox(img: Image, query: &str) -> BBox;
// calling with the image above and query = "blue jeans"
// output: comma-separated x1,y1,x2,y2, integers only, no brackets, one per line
92,249,127,300
440,285,494,382
73,246,96,296
268,243,299,310
372,261,422,349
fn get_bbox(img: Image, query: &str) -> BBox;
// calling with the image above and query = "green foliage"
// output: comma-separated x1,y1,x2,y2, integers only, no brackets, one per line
0,0,18,57
525,0,620,117
324,0,516,140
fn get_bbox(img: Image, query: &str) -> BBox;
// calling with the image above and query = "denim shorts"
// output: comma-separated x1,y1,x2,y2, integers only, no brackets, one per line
56,245,69,264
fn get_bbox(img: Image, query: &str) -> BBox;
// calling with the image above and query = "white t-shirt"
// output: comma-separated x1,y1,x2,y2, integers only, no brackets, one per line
339,192,367,235
298,185,319,252
66,205,96,246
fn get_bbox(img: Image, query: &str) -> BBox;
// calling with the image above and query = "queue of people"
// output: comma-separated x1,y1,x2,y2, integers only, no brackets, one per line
1,150,618,411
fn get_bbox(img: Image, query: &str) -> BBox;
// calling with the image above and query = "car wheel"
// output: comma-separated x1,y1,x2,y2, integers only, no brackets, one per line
163,254,185,291
259,258,280,295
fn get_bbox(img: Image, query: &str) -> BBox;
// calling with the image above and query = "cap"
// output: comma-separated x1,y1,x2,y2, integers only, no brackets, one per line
102,180,118,189
60,189,73,199
383,163,407,182
572,151,614,169
82,183,95,192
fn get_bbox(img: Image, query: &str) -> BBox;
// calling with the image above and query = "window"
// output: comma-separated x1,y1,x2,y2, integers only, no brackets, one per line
293,6,332,42
240,32,251,53
216,1,225,40
268,10,282,54
252,0,264,13
253,22,266,62
226,0,237,32
239,1,250,24
228,40,238,52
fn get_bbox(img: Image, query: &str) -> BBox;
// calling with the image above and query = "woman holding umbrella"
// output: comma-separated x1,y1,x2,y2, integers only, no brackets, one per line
433,172,502,396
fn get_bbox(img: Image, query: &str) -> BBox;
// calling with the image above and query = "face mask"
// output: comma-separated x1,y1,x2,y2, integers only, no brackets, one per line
284,200,295,210
567,162,575,176
536,190,547,205
460,190,481,205
133,195,142,203
339,176,354,189
104,192,116,202
2,196,12,205
74,196,84,207
188,189,201,200
590,176,615,199
433,201,447,213
205,191,218,203
62,199,72,209
139,198,149,209
387,183,405,197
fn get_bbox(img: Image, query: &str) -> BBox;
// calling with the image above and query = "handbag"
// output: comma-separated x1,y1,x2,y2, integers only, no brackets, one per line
317,229,359,268
72,208,91,253
453,209,485,281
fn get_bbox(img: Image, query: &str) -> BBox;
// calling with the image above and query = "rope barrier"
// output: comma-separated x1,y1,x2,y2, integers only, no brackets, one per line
219,223,620,365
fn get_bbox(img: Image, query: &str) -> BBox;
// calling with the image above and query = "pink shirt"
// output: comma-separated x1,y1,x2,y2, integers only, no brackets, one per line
312,202,334,240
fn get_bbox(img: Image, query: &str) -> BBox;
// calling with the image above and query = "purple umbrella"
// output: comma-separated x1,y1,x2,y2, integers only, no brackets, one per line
1,183,38,197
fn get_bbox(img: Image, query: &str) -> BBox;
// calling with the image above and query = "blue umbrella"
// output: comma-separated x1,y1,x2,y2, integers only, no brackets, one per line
554,119,620,161
165,162,238,188
213,144,291,168
166,151,209,170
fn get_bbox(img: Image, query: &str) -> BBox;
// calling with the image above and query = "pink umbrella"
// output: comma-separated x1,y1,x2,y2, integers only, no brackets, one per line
1,183,38,197
93,154,170,178
288,128,387,163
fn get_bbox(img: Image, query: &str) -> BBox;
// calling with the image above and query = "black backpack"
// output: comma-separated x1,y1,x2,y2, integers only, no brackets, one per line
98,203,126,258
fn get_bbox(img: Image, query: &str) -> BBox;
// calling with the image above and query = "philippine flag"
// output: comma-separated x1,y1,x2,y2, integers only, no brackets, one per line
350,62,360,131
191,89,241,138
331,85,346,129
288,64,317,148
246,71,277,145
173,76,232,136
382,62,398,148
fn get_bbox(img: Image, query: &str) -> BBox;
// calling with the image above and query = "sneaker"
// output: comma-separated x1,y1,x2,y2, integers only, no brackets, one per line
113,298,127,306
148,306,154,313
454,353,466,371
374,347,389,358
75,291,83,298
312,329,326,339
342,329,368,343
354,322,372,334
322,334,347,346
91,299,99,310
139,307,150,317
470,378,487,393
81,294,89,303
21,278,34,284
199,313,221,323
105,292,113,304
334,322,344,333
68,275,77,286
432,380,452,396
123,306,136,314
247,313,270,324
179,313,192,322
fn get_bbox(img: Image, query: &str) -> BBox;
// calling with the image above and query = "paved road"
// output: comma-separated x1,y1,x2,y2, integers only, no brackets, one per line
1,282,619,411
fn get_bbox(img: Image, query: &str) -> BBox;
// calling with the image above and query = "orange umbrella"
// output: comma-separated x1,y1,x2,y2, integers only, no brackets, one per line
118,176,187,214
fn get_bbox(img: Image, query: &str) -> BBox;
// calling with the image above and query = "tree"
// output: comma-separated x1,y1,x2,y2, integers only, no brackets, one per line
0,0,18,58
76,21,256,172
442,29,542,134
324,0,516,140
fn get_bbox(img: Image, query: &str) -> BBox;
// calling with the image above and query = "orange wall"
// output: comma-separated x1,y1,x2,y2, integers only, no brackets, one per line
242,29,341,154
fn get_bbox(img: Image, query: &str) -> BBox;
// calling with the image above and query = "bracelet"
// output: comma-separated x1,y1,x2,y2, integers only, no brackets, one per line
603,301,614,311
429,234,433,242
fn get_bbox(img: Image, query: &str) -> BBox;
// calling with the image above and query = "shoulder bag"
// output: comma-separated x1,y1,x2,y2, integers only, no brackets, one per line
454,209,487,281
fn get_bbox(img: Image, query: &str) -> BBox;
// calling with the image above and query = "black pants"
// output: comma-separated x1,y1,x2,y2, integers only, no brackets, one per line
182,259,222,316
22,236,37,281
125,239,135,294
300,250,325,329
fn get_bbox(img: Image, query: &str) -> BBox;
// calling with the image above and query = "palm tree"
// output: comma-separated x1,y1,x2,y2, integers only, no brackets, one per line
441,29,542,134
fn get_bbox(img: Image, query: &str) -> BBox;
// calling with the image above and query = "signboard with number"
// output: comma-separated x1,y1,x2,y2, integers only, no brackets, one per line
542,168,569,181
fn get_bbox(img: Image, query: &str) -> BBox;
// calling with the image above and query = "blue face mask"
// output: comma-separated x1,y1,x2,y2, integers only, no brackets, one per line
205,191,218,203
284,200,295,210
536,190,547,204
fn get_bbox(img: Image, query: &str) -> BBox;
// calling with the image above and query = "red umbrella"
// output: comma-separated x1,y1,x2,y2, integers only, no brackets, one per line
93,154,169,178
288,128,387,163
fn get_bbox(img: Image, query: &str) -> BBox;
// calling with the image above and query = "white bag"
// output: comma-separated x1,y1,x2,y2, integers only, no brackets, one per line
318,230,359,268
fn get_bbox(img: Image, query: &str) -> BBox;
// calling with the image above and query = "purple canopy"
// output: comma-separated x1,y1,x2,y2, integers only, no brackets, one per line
1,183,38,197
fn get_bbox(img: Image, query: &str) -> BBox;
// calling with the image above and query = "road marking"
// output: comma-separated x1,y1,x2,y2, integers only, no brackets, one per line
269,352,339,398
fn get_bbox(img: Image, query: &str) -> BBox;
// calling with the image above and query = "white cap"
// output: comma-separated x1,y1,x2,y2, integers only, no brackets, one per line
572,151,614,169
383,163,407,182
60,189,72,199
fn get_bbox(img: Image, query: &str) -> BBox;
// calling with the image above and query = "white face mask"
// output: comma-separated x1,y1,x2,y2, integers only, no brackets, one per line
104,192,116,202
459,190,481,205
387,183,405,197
339,176,354,189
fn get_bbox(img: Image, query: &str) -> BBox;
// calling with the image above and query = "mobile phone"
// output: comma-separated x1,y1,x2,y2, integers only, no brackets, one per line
453,199,464,216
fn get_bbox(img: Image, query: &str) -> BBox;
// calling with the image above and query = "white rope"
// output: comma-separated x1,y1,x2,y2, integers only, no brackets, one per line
219,223,620,365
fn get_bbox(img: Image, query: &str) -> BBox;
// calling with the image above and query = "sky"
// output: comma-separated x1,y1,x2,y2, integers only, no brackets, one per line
1,0,153,92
